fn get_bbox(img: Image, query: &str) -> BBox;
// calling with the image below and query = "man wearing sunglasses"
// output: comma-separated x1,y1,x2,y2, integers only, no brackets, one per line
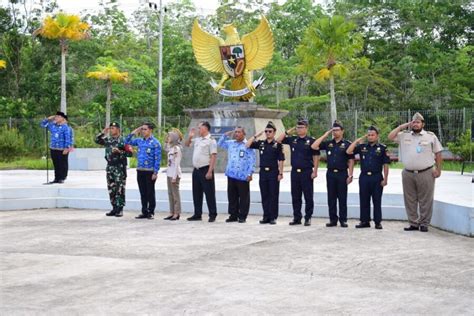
277,118,320,226
126,122,162,219
247,121,285,225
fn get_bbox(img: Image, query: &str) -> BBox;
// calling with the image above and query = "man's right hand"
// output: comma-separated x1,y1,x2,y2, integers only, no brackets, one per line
400,121,413,129
224,130,233,136
357,134,367,143
205,171,213,180
48,115,55,120
189,128,196,138
102,127,109,134
286,127,296,134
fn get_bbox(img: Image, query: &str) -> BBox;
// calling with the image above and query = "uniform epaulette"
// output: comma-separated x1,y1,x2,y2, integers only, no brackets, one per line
427,131,435,135
379,143,387,148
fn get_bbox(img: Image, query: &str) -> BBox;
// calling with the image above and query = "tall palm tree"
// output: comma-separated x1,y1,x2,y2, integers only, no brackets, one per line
34,13,90,114
0,60,6,69
298,15,363,124
87,64,129,128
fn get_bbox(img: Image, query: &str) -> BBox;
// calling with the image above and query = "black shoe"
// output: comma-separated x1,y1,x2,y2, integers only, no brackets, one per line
289,219,302,226
169,215,180,221
375,223,383,230
238,218,246,223
208,217,216,223
355,222,370,228
114,207,123,217
135,214,148,219
269,219,277,225
187,215,202,221
259,218,270,224
106,209,116,216
48,180,59,184
326,222,337,227
404,225,419,231
226,217,238,223
147,214,154,220
340,221,348,228
304,219,311,226
56,180,64,184
419,226,428,232
164,215,173,220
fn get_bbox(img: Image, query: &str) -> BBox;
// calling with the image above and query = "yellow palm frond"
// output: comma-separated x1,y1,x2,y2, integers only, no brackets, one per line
87,65,129,83
36,13,90,41
0,60,6,69
314,68,331,82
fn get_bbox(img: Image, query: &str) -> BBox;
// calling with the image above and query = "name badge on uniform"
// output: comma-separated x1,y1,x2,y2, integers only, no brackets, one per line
292,147,295,152
362,155,365,159
55,133,59,138
416,145,422,153
340,143,345,148
147,148,151,154
328,151,331,156
239,150,244,157
260,150,263,155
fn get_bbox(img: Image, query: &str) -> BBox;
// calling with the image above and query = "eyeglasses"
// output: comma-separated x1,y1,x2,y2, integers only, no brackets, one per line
264,130,274,133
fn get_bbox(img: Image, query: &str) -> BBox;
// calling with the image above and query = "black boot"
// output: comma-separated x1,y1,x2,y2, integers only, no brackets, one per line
115,207,123,217
106,207,117,216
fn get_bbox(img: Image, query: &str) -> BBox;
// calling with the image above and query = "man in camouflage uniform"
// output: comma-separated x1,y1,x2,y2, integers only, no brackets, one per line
95,122,132,217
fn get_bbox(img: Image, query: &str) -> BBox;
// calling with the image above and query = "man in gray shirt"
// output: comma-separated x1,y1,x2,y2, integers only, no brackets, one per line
185,121,218,222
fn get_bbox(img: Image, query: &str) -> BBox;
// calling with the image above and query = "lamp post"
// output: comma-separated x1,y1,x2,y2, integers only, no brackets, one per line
142,0,164,132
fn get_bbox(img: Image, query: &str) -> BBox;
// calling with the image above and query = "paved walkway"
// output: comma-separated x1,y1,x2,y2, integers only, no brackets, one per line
0,168,471,207
1,209,473,314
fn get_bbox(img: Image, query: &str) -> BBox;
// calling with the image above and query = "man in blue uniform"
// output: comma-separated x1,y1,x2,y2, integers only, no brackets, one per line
247,121,285,225
277,119,319,226
40,111,73,184
312,120,355,228
218,126,256,223
346,126,390,229
126,123,162,219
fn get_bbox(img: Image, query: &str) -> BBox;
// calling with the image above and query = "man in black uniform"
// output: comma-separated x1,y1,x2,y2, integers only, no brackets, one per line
247,121,285,225
277,119,319,226
312,120,355,227
346,126,390,229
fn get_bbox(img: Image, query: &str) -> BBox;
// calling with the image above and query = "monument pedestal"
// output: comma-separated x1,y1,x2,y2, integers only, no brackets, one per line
182,102,289,173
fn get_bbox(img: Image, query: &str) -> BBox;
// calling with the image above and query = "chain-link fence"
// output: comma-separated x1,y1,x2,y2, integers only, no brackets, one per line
0,108,471,157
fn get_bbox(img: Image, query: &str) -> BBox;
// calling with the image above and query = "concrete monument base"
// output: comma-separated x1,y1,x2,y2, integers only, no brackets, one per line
182,102,289,173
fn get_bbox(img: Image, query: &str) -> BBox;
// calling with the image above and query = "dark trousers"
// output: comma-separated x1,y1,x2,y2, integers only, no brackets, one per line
137,170,156,215
290,168,314,221
192,166,217,218
50,149,69,181
359,173,384,224
259,169,280,220
327,170,348,223
227,177,250,220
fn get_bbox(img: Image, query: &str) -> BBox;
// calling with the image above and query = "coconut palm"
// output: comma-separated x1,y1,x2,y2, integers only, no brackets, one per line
34,13,90,114
0,60,6,69
298,15,363,124
87,64,129,128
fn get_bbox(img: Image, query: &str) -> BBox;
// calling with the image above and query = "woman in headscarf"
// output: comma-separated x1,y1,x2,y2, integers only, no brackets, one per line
164,128,183,220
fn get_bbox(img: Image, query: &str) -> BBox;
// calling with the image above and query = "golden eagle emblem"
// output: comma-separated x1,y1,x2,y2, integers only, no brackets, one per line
192,16,274,100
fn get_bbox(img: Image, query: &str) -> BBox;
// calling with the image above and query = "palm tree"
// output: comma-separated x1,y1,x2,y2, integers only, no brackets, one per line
297,15,363,124
87,64,129,128
0,60,6,69
34,13,90,114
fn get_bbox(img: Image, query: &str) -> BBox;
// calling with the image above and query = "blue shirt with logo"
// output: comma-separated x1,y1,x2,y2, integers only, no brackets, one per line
218,135,256,181
40,119,73,150
125,134,161,173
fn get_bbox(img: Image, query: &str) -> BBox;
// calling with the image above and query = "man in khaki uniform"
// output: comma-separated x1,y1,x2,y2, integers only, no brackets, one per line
388,112,443,232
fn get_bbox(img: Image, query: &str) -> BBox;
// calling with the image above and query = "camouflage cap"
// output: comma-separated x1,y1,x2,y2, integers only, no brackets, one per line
412,112,424,122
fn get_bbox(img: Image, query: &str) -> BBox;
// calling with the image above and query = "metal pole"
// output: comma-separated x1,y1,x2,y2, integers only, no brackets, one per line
354,109,358,139
157,0,163,133
463,107,466,132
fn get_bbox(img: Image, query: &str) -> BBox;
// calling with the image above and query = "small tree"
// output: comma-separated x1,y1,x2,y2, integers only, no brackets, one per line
34,13,90,114
448,130,473,162
297,15,363,125
87,64,129,128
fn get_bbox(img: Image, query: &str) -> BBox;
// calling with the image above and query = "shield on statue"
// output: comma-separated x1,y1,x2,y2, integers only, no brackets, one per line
220,45,245,78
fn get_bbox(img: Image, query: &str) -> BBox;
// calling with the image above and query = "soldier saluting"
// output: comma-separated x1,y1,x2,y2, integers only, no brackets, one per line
346,126,390,229
95,122,133,217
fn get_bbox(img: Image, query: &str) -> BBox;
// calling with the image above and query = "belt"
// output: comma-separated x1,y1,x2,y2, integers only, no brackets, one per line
405,166,432,174
261,167,276,171
363,171,381,176
194,165,209,170
329,169,346,173
294,168,311,173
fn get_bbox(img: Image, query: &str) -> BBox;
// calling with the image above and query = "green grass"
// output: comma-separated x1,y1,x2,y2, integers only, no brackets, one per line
0,157,468,172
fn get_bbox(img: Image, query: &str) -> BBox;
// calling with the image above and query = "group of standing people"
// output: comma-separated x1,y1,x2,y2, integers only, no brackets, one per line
41,111,443,232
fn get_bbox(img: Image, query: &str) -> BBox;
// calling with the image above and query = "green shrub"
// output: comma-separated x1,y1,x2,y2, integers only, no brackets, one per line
448,130,473,162
0,125,26,161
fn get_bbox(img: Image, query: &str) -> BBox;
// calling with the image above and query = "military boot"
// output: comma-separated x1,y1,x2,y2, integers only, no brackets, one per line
115,207,123,217
106,207,117,216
